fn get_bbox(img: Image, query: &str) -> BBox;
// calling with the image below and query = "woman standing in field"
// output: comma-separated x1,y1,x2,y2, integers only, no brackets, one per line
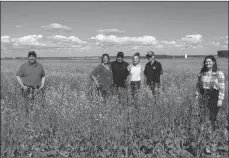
195,55,225,130
127,52,142,102
90,54,113,103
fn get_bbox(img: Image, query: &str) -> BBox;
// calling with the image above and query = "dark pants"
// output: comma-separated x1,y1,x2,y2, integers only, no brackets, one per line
21,85,44,112
22,85,40,100
96,86,111,103
148,82,160,95
199,89,220,130
147,82,160,104
113,84,128,105
131,81,141,100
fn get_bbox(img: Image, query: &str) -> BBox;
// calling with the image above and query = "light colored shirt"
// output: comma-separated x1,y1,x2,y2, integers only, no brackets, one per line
196,70,225,100
129,64,141,81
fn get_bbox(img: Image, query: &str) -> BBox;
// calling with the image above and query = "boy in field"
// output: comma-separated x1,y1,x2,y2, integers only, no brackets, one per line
144,51,164,103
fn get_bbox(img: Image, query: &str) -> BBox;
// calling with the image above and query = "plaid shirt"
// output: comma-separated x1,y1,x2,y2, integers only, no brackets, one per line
196,70,225,100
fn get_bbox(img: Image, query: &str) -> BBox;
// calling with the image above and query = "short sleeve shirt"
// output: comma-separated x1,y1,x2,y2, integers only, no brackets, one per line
16,62,45,86
91,63,113,89
144,60,163,84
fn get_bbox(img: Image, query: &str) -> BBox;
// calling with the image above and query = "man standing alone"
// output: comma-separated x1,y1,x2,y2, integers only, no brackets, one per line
16,51,46,115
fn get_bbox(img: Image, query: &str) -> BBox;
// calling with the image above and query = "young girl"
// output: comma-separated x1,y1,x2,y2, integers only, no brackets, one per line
195,55,225,130
128,52,142,101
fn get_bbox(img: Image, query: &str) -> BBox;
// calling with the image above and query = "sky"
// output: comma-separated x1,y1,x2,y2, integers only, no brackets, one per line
1,2,228,57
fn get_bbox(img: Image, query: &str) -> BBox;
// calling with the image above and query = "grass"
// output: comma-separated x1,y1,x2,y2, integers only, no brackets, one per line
1,58,228,158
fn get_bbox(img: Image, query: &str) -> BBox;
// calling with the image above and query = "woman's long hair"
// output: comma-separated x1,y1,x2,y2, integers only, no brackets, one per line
101,54,110,64
200,55,218,74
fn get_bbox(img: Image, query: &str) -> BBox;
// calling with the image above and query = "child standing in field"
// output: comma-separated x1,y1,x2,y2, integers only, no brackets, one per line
195,55,225,131
127,52,142,102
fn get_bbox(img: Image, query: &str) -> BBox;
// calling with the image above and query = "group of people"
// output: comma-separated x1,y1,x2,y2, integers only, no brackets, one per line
90,51,163,104
16,51,225,130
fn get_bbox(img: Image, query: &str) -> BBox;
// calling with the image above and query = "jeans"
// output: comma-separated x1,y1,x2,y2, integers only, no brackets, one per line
130,81,141,100
199,88,220,130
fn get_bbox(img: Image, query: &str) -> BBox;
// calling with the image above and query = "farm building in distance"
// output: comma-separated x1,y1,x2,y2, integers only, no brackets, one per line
217,50,228,57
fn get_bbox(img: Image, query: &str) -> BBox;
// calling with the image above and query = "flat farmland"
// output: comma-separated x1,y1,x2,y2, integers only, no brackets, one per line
1,58,228,158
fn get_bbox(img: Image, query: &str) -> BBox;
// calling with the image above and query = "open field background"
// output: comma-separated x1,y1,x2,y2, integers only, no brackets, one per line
1,58,228,158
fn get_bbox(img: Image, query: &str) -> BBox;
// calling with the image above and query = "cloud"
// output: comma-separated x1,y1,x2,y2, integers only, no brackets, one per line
41,23,72,32
1,36,11,44
1,34,90,52
49,35,87,44
16,25,23,28
211,36,228,50
12,35,45,47
179,34,203,48
161,40,177,45
91,34,158,48
97,29,125,34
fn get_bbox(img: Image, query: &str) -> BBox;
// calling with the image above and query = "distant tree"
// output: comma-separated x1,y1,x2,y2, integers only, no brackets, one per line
217,50,228,57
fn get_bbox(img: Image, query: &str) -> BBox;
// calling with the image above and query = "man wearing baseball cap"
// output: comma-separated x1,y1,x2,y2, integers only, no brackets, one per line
144,51,164,99
111,51,129,105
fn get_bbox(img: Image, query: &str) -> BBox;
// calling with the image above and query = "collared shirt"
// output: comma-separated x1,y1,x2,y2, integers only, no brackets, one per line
91,63,113,90
111,60,129,87
144,60,163,84
129,64,141,81
16,61,45,86
196,70,225,100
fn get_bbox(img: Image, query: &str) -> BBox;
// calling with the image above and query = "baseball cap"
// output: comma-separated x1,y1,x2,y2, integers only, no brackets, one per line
146,51,155,57
117,51,124,58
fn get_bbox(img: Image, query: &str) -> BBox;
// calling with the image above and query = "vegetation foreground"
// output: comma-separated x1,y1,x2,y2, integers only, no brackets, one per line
1,59,228,158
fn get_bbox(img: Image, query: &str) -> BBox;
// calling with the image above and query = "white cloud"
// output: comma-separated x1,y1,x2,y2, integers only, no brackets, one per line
1,36,11,44
16,25,23,28
91,34,158,48
211,36,228,50
41,23,72,32
1,34,90,51
180,34,203,48
49,35,87,44
161,40,177,45
97,29,125,34
12,35,45,47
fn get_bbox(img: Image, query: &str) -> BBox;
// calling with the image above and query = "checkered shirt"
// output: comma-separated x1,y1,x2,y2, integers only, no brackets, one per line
196,70,225,100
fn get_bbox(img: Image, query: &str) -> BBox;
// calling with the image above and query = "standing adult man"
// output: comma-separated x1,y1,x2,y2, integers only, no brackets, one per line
16,51,46,114
144,51,164,99
111,51,129,105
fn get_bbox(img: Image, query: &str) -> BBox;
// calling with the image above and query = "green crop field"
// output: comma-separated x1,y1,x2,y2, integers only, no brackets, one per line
1,58,228,158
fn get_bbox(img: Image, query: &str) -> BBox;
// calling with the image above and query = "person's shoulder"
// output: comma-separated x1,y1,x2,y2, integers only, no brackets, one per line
36,62,44,67
145,62,150,66
111,61,116,64
217,70,224,76
155,60,161,65
122,61,129,65
20,62,29,67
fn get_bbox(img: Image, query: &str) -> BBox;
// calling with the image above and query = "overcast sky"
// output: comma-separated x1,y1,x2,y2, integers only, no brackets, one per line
1,2,228,57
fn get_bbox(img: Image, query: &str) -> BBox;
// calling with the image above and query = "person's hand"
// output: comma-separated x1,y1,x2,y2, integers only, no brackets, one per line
94,80,100,87
217,100,223,107
195,95,198,101
22,85,28,90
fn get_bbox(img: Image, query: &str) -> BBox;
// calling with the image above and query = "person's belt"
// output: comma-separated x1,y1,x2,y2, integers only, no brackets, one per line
200,88,219,94
25,85,40,89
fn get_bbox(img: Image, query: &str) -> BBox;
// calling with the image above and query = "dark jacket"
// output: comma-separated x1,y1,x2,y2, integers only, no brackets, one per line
111,60,129,87
144,60,163,84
